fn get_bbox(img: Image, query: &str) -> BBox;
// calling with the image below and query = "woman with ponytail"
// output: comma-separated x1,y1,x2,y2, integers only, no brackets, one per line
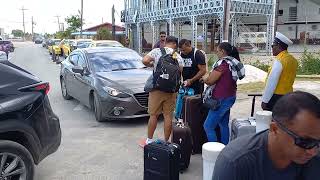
202,42,245,145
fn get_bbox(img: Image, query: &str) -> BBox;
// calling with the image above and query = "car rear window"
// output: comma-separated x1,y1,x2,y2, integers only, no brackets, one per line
88,51,144,72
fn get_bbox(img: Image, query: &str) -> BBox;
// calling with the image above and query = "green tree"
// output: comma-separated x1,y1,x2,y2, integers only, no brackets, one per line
96,28,111,40
11,29,24,37
54,30,72,39
65,14,82,32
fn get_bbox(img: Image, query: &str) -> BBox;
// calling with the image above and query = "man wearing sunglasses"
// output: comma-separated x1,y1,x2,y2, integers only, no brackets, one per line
261,32,298,111
213,91,320,180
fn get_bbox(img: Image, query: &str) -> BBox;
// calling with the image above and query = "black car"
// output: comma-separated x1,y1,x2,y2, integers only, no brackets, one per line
34,38,43,44
60,47,152,122
0,60,61,179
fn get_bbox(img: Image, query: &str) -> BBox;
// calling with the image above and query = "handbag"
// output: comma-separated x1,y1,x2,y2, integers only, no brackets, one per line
202,85,220,110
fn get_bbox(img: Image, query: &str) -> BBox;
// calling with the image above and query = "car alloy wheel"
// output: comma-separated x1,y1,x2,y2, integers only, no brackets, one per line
60,78,72,100
0,141,34,180
0,152,27,180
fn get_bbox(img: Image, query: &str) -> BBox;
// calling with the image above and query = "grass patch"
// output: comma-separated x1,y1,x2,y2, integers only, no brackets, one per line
298,50,320,75
248,60,270,72
237,82,265,93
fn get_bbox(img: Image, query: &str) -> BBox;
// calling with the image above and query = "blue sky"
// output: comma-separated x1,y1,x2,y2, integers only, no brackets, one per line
0,0,124,34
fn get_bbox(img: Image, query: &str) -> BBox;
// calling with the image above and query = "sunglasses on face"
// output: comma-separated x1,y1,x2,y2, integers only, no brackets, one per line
274,119,320,149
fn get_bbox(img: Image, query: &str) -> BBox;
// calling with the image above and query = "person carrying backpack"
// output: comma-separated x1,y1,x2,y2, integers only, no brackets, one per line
178,39,207,94
140,36,184,147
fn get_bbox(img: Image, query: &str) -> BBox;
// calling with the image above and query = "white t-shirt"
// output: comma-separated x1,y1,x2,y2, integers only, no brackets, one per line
146,47,184,70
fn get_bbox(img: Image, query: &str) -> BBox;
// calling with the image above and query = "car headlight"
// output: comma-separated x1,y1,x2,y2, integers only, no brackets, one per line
103,87,130,98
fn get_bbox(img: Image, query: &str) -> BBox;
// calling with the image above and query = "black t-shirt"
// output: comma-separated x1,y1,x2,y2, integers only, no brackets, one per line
180,48,206,94
212,130,317,180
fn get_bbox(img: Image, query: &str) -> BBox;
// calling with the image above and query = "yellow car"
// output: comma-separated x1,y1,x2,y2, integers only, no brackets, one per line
88,40,124,48
48,39,62,55
59,39,75,58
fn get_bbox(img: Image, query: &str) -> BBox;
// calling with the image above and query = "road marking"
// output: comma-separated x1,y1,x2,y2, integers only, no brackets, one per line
73,103,84,111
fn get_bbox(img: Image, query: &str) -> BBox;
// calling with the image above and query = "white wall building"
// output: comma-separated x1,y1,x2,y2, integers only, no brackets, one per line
241,0,320,41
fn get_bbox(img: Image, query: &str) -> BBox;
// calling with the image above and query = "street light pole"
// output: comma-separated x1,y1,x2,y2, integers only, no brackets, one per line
80,0,83,38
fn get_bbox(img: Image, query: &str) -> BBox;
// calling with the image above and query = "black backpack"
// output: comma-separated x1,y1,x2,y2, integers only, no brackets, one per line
153,48,181,93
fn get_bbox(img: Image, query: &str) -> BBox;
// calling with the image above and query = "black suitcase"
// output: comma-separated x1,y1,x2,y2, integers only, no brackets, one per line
182,95,209,154
144,140,181,180
172,120,192,171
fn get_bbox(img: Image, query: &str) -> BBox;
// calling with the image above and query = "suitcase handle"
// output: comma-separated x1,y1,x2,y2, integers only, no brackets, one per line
248,93,262,117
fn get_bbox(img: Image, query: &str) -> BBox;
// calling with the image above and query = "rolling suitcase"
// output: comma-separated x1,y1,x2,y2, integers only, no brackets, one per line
230,94,262,141
172,120,192,170
182,95,209,154
174,87,194,120
144,140,181,180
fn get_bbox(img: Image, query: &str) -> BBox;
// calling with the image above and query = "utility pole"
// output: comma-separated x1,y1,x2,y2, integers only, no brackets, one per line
55,15,60,31
222,0,231,41
80,0,84,38
112,4,116,40
31,16,35,41
20,6,28,41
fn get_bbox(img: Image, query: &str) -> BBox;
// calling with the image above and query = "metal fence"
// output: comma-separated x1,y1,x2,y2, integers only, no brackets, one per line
139,21,320,56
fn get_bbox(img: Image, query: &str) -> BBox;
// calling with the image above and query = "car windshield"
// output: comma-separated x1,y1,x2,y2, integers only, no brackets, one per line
77,42,91,48
88,51,145,72
78,40,91,45
96,42,123,47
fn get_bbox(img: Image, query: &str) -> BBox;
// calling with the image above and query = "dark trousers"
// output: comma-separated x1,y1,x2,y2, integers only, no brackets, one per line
266,94,283,111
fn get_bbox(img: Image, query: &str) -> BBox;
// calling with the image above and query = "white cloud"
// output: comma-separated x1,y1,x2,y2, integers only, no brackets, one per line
0,0,124,34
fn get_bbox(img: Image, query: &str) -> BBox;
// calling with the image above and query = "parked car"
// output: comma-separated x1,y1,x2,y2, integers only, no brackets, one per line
70,39,92,51
34,38,43,44
48,39,62,55
88,40,124,48
60,47,151,122
0,59,61,179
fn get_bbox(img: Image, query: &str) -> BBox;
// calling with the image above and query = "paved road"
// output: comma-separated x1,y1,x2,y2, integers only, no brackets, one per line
8,42,320,180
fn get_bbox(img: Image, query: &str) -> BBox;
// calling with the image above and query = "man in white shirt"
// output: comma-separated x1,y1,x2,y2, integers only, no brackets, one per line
140,36,184,147
261,32,298,111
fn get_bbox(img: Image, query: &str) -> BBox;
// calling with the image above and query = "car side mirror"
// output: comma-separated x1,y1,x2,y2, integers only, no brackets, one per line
72,66,84,75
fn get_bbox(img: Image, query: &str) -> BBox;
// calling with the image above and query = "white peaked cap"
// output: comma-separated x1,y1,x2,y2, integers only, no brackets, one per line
275,32,293,46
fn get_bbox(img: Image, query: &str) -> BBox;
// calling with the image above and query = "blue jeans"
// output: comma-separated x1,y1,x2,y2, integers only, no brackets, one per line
203,96,236,145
